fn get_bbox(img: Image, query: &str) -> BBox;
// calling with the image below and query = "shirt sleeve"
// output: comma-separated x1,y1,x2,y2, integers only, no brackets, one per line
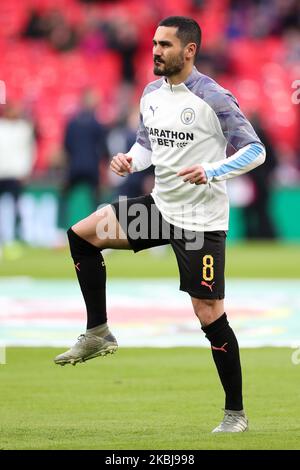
202,86,266,181
202,142,266,182
127,91,153,172
126,141,152,172
208,89,263,150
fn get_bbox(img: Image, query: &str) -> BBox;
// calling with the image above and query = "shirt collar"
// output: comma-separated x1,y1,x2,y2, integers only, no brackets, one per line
163,66,200,91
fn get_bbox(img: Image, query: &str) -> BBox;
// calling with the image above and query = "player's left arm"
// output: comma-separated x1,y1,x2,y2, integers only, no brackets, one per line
178,90,265,185
200,141,265,183
177,143,265,185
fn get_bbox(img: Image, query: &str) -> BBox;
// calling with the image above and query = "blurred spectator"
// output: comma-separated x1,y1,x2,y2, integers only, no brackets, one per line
228,0,300,38
273,144,300,186
47,9,78,52
62,88,109,223
282,27,300,65
242,114,277,239
107,107,154,198
105,17,138,83
79,16,107,56
23,8,78,51
23,9,49,39
0,102,36,247
272,0,300,35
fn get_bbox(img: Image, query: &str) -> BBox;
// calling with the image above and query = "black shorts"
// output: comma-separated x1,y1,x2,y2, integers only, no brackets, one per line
111,195,226,299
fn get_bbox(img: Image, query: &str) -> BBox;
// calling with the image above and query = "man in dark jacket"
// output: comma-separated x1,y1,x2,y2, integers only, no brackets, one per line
63,88,108,222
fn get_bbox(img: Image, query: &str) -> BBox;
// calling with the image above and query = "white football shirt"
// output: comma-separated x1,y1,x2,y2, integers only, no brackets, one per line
127,67,265,231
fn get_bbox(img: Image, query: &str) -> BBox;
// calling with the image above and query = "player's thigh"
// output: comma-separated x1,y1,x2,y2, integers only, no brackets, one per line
111,194,171,253
72,204,131,249
171,230,226,300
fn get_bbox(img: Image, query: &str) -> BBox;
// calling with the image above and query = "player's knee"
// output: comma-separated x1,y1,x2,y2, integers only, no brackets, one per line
192,298,221,326
67,227,100,258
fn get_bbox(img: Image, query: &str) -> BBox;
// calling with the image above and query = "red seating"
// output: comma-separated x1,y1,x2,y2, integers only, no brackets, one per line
0,0,297,171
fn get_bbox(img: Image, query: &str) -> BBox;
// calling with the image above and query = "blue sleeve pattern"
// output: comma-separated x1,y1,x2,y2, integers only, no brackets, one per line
204,142,265,180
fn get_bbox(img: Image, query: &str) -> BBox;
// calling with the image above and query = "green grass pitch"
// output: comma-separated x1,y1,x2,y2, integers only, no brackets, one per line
0,347,299,450
0,242,299,449
0,242,299,279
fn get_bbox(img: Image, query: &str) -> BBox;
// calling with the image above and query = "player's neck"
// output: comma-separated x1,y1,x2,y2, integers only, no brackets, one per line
166,64,194,86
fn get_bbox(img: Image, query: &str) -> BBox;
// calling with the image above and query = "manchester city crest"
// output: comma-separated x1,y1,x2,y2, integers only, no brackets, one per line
181,108,195,125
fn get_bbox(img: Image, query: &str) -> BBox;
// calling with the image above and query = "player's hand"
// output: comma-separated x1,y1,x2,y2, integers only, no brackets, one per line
110,153,132,177
177,165,207,185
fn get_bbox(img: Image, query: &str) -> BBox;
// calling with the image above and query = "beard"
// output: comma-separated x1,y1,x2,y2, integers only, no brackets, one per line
153,51,185,77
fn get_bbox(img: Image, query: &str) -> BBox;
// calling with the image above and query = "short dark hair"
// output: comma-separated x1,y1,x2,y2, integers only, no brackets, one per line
158,16,201,60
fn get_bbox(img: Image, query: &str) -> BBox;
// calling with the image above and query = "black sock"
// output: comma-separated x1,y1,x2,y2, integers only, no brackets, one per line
202,313,243,411
67,228,107,329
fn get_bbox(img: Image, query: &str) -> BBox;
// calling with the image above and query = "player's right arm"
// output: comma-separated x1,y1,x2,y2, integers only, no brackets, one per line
110,153,132,177
110,141,152,176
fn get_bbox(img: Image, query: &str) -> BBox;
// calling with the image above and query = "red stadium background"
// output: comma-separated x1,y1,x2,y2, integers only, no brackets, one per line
0,0,299,241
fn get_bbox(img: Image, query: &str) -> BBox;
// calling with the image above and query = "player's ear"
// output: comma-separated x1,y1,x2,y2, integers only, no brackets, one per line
185,43,197,60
